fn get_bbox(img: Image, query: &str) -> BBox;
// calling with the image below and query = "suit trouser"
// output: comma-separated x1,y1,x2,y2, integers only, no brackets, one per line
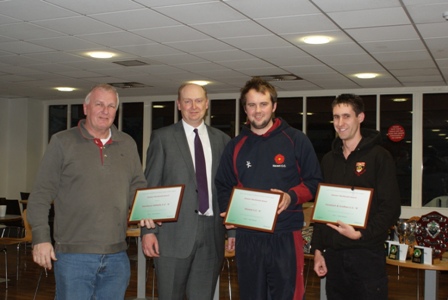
154,216,221,300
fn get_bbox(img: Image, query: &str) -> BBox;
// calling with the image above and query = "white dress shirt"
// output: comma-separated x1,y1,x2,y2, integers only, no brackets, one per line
182,120,213,216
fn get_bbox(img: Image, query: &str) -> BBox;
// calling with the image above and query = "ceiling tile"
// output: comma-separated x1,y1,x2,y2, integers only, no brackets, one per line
33,16,120,36
346,25,420,42
165,39,234,53
221,35,291,50
45,0,145,15
225,0,320,18
0,0,76,21
153,2,245,25
132,26,210,43
90,9,180,30
328,7,410,28
192,20,271,39
311,0,401,12
256,14,338,35
0,23,64,40
78,31,153,47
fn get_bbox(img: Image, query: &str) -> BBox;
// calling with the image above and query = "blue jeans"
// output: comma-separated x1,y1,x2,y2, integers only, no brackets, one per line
54,251,130,300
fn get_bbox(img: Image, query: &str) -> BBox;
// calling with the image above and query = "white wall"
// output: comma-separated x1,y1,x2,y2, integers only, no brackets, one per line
26,99,45,193
0,98,32,200
0,99,8,198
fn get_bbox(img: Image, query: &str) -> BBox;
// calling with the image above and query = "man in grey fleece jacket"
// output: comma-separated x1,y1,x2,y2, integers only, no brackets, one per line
27,84,152,300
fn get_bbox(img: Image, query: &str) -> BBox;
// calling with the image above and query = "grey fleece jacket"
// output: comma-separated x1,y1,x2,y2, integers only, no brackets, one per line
27,120,147,254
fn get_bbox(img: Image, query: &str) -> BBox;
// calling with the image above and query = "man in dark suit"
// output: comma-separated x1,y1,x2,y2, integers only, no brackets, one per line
141,83,231,299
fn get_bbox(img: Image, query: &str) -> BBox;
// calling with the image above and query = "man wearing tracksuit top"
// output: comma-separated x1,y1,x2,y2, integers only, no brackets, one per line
311,94,401,300
215,77,322,300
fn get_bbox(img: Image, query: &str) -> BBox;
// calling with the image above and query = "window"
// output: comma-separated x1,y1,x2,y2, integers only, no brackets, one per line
422,93,448,207
276,97,303,131
152,101,175,131
306,96,334,162
122,102,144,162
210,99,235,137
71,104,84,128
48,105,67,141
380,94,413,206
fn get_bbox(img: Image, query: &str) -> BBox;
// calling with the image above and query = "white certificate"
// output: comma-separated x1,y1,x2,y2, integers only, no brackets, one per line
224,187,282,233
128,185,184,223
311,183,373,229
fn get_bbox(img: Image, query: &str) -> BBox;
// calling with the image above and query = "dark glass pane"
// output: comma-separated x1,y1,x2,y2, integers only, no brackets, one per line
380,94,413,206
210,99,235,137
360,95,377,129
276,97,303,130
71,104,84,128
122,102,144,163
307,96,334,163
422,93,448,207
48,105,67,141
152,101,175,131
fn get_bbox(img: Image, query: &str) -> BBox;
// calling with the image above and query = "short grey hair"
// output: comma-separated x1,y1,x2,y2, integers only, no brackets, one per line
84,83,120,106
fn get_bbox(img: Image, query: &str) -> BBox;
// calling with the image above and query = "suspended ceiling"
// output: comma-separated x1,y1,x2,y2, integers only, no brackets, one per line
0,0,447,101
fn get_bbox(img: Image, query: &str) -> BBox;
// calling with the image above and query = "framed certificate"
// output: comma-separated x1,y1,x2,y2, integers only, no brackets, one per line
224,187,282,233
128,185,184,224
311,183,373,229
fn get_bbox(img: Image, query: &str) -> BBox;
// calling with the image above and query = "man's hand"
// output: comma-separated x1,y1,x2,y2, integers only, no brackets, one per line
327,220,362,240
32,242,56,270
139,219,161,229
226,237,235,251
270,189,291,214
313,249,327,277
141,233,160,257
220,212,237,229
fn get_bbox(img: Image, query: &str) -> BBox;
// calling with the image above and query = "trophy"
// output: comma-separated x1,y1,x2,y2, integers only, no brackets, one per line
395,219,417,257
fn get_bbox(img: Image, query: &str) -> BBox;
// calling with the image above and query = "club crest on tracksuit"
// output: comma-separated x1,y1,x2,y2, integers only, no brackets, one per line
355,161,366,176
273,154,286,168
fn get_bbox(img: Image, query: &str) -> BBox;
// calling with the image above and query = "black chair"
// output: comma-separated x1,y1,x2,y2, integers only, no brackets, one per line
5,200,22,227
6,199,21,215
20,192,30,201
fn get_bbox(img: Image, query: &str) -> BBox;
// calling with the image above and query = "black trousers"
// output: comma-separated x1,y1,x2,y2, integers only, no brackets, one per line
323,247,388,300
236,230,304,300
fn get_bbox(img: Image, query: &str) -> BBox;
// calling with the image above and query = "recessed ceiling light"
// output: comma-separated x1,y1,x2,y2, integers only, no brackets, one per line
87,51,115,59
302,36,332,45
189,80,210,86
153,105,165,109
355,73,378,79
392,98,408,102
55,87,75,92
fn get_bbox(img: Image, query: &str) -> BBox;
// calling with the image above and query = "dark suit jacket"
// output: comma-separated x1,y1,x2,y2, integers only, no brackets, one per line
141,120,230,259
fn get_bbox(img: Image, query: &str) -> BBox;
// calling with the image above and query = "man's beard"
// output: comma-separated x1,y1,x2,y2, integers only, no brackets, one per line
250,118,271,130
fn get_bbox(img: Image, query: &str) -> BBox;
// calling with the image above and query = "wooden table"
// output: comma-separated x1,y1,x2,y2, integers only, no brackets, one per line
386,258,448,300
0,214,22,222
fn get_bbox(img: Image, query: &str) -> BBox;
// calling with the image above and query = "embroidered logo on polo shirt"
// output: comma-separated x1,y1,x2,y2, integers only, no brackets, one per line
355,162,366,176
273,154,286,168
246,161,252,168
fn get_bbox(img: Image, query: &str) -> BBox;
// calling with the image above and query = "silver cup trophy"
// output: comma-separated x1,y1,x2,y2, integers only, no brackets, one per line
395,219,417,244
395,219,417,258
